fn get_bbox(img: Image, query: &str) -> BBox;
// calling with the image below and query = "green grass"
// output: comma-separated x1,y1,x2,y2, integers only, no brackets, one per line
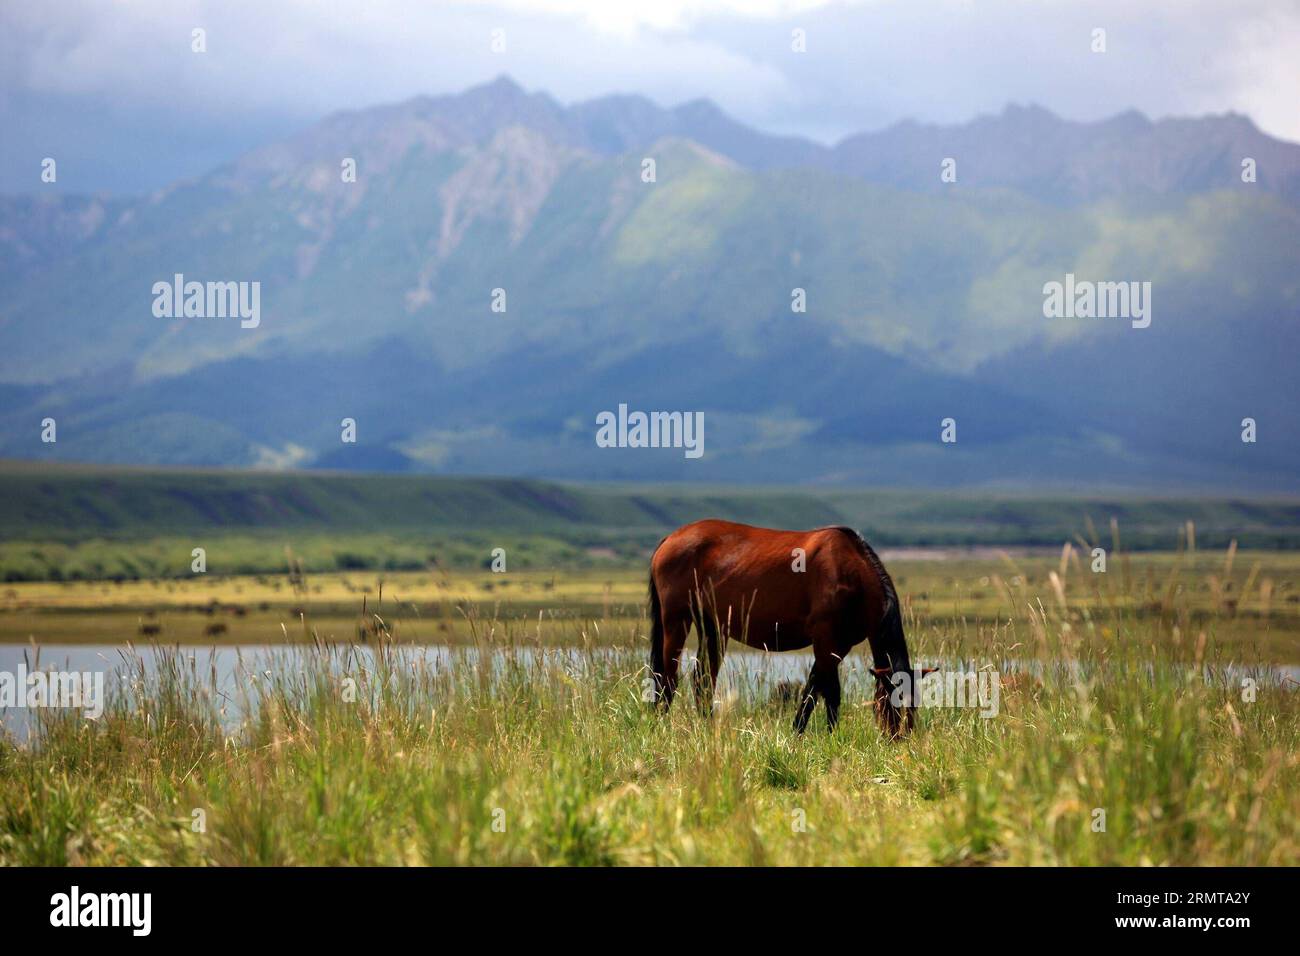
2,641,1294,866
0,532,630,582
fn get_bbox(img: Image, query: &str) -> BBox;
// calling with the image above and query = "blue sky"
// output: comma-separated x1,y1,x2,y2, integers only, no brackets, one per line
3,0,1297,194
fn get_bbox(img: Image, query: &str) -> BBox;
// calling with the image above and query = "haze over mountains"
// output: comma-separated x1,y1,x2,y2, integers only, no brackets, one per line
1,77,1297,489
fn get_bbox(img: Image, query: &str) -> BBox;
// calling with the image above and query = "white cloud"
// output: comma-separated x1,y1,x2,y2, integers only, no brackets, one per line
2,0,1296,193
490,0,837,35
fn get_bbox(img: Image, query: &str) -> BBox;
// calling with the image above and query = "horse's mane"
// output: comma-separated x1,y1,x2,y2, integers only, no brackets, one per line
819,526,898,618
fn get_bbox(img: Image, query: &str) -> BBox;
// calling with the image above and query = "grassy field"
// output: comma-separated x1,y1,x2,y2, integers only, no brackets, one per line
2,463,1297,865
2,539,1298,865
1,625,1295,866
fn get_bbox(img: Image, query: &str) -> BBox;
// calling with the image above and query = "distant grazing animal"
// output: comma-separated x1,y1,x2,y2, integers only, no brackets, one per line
649,520,920,736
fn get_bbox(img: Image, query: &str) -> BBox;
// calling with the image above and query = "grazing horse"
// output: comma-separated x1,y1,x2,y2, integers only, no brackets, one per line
648,519,918,736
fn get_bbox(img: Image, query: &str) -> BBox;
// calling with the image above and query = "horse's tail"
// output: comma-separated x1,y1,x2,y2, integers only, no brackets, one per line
648,553,666,705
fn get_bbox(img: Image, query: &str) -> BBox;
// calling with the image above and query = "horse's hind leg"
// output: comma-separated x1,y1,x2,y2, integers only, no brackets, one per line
658,607,691,710
692,617,723,714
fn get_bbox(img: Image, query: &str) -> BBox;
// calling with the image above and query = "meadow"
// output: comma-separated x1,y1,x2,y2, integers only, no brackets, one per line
2,532,1298,866
2,464,1298,865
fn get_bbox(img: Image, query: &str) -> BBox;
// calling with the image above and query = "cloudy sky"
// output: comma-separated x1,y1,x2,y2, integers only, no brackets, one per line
3,0,1297,194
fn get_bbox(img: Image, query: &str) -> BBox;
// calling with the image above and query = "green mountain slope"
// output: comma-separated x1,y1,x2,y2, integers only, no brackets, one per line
1,79,1297,489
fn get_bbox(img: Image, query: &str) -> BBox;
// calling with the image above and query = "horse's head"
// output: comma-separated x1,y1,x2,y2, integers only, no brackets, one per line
871,666,937,738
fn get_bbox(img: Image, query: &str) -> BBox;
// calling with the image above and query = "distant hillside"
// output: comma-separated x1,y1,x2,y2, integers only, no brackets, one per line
4,462,1298,552
2,77,1298,489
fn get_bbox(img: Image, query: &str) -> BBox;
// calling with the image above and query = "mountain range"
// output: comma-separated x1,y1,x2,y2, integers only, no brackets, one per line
1,76,1297,489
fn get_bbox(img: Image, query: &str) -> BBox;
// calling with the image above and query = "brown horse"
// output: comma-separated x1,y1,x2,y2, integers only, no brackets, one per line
648,519,918,736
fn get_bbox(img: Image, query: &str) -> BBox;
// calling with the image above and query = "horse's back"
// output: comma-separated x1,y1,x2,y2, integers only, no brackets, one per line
653,519,863,574
651,520,876,650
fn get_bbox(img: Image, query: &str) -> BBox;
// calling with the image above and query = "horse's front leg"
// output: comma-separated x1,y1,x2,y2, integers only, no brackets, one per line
792,662,819,733
800,622,845,732
818,660,842,731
